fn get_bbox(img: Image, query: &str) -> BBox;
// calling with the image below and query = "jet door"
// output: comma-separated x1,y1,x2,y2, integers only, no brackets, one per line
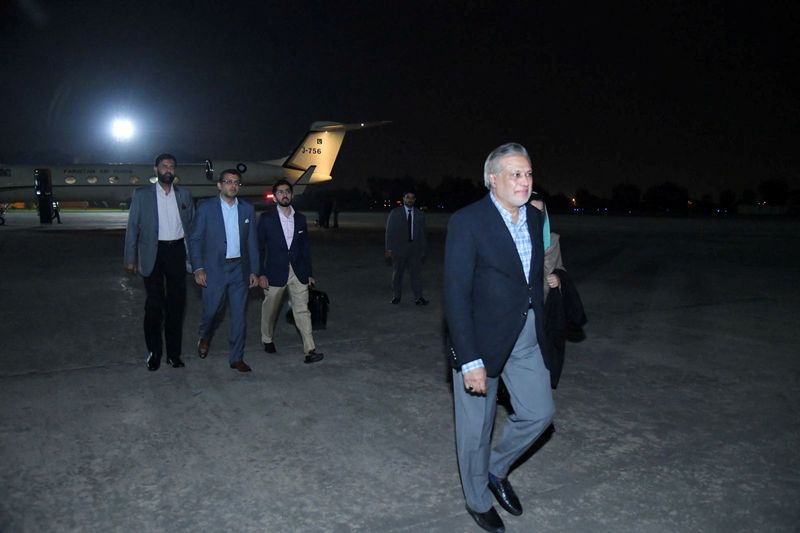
34,168,53,223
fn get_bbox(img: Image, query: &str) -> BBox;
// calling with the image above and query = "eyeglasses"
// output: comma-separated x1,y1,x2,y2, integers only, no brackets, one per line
274,189,292,196
221,179,241,186
504,170,533,181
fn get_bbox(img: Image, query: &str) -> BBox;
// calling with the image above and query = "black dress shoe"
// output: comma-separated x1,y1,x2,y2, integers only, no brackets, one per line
166,356,185,368
488,474,522,516
415,297,429,306
146,352,161,371
263,342,276,353
304,349,324,364
230,360,252,372
390,297,400,304
465,505,504,533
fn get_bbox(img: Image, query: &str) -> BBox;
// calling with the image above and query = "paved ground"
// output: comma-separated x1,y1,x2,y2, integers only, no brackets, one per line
1,210,798,532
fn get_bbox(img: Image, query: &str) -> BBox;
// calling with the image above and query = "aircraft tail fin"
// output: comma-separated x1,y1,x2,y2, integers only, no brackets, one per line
278,121,390,184
290,165,316,195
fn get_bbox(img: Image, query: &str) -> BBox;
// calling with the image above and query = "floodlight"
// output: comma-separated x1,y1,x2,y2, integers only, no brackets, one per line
111,118,134,142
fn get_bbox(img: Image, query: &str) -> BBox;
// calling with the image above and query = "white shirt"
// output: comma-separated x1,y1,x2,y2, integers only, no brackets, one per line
156,184,184,240
220,197,241,259
278,206,295,249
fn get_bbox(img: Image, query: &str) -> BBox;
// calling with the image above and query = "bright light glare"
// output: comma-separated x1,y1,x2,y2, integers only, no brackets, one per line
111,118,134,142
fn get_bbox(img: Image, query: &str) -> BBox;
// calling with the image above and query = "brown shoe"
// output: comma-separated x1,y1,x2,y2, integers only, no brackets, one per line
229,360,252,372
197,338,210,359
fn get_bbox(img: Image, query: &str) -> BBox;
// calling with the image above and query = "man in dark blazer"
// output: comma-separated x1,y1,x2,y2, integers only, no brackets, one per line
384,191,428,305
189,169,259,372
257,179,323,364
124,153,194,371
444,143,560,533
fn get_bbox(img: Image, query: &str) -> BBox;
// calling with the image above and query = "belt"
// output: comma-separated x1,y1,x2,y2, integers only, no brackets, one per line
158,238,184,246
225,257,241,263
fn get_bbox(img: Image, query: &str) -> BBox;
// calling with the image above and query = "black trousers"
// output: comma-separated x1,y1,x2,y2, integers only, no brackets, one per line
143,240,187,358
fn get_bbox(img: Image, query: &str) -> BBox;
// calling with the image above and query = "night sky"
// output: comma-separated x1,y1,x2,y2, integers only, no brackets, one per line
2,1,798,198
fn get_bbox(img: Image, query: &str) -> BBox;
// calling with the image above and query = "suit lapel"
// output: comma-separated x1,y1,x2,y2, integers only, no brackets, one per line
237,202,247,250
526,204,542,283
270,207,290,252
289,210,300,250
211,198,224,242
150,184,159,231
481,195,529,283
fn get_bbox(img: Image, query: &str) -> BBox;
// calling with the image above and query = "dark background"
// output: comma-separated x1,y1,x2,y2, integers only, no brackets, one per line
2,1,798,199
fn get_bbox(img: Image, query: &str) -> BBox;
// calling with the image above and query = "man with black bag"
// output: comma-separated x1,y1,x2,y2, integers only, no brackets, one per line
257,179,324,364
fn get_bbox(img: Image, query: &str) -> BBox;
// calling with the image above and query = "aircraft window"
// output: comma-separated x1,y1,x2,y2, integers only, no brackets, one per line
108,176,119,184
130,176,139,184
65,176,77,185
149,177,158,184
87,176,98,184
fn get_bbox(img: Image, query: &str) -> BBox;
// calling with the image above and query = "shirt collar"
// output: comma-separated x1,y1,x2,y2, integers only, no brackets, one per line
278,205,295,219
489,192,526,226
219,195,238,210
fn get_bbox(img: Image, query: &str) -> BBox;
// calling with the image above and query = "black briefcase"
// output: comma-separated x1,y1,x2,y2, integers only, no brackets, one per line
285,288,330,330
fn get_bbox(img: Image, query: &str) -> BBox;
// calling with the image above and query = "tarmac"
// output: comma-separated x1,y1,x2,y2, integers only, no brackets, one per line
0,210,798,532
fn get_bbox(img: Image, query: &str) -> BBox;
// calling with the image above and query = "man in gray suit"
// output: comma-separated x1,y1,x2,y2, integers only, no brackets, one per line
445,143,560,532
124,153,195,371
384,191,428,305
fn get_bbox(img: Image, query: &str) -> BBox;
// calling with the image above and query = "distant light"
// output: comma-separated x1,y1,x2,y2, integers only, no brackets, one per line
111,118,135,142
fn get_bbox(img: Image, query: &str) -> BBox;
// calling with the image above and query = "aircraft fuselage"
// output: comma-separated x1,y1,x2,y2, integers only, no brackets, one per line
0,160,327,206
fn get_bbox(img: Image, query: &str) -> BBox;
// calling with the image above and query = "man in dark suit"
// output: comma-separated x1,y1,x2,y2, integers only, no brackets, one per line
189,169,259,372
257,179,324,364
124,153,195,371
445,143,560,533
384,190,428,305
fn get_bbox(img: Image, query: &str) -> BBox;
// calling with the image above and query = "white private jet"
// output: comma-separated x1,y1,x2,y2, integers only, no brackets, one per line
0,120,388,222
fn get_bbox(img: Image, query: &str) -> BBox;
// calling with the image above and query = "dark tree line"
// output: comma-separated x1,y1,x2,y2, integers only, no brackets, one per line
297,176,798,215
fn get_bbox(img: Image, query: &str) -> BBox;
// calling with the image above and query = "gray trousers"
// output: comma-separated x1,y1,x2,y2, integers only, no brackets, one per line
391,247,423,299
452,312,555,512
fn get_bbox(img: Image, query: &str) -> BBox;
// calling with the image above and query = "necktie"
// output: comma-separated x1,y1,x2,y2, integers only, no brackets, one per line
407,209,413,241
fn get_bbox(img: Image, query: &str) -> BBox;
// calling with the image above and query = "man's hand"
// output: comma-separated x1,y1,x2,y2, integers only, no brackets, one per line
546,273,560,289
124,263,137,274
308,276,316,287
384,250,392,266
248,273,258,288
462,367,487,395
258,275,269,289
194,269,207,287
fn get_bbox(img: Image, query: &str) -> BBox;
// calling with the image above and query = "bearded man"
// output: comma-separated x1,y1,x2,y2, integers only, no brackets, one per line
124,153,195,371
